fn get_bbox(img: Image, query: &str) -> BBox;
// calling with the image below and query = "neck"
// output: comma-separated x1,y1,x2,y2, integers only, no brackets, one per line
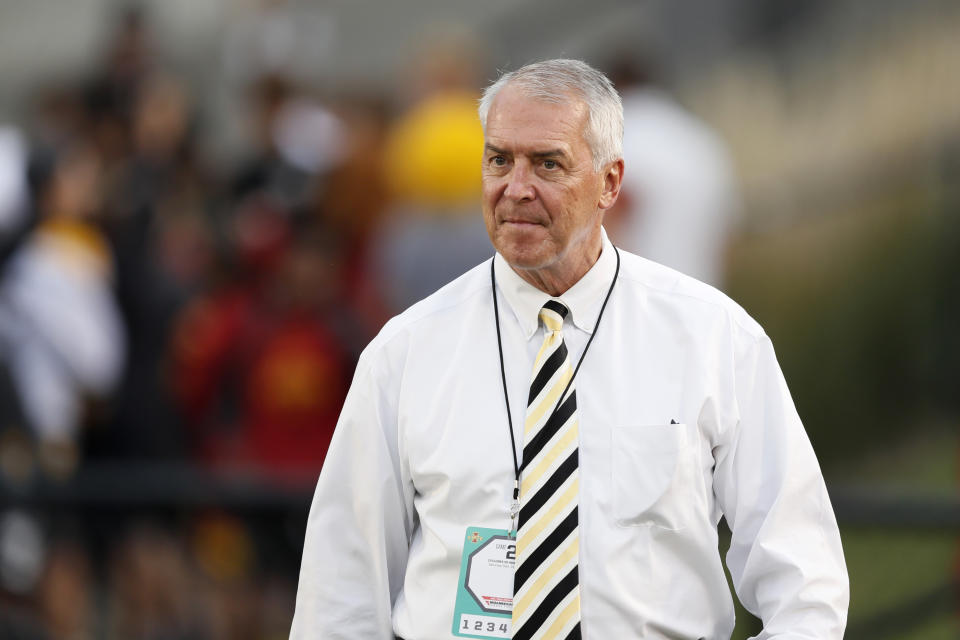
511,234,603,296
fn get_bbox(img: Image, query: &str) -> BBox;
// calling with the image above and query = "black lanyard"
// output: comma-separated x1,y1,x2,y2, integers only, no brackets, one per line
490,245,620,534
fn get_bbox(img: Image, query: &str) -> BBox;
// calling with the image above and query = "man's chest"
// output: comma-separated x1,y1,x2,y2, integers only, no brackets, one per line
394,320,723,535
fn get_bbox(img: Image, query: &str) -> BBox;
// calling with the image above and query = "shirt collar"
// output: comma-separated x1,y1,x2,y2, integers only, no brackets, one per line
494,228,617,339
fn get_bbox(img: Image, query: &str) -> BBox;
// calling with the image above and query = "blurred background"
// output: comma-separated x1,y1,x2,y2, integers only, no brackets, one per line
0,0,956,638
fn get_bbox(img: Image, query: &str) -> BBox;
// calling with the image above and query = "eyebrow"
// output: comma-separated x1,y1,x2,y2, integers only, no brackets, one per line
530,149,568,160
484,143,570,160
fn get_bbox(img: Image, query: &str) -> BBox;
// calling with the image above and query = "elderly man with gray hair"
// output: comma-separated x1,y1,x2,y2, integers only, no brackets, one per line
290,59,848,640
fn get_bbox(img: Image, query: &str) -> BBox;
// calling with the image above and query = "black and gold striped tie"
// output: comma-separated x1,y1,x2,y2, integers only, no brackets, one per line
512,300,581,640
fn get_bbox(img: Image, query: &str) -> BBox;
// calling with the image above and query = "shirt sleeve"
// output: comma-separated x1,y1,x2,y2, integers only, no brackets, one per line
713,332,849,639
290,345,415,640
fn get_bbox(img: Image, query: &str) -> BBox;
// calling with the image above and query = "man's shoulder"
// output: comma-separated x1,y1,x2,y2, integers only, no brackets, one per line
616,248,765,340
364,259,492,358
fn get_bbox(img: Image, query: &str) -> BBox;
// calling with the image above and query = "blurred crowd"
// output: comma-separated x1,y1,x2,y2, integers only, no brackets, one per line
1,509,300,640
0,10,419,638
0,8,495,638
1,10,390,486
0,7,739,639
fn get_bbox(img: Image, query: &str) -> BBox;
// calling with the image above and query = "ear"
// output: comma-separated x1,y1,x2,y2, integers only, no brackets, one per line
598,158,624,211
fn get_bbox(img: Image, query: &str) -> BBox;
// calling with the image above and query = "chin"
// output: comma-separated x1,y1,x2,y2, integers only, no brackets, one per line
499,243,555,271
495,226,547,259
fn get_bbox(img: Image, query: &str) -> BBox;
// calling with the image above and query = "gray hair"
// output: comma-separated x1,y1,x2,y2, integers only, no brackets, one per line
478,58,623,171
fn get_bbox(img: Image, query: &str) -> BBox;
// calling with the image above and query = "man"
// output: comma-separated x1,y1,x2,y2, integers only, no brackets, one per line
290,59,848,639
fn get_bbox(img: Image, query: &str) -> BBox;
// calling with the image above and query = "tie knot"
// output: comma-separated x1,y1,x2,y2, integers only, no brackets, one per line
539,300,568,332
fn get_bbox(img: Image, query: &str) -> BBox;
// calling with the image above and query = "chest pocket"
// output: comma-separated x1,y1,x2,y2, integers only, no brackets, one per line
611,423,697,530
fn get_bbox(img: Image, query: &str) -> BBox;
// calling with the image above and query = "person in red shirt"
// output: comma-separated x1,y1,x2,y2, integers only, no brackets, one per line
172,213,357,481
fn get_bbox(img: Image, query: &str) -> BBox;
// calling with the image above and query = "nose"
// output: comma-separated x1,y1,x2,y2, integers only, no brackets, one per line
503,162,535,202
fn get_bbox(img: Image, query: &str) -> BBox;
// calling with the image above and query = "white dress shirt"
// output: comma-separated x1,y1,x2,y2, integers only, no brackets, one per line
290,230,849,639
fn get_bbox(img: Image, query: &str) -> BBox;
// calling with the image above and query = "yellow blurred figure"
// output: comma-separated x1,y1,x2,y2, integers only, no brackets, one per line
383,90,483,211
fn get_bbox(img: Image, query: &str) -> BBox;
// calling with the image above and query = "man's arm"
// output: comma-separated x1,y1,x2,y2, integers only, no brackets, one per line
290,347,415,639
713,332,849,639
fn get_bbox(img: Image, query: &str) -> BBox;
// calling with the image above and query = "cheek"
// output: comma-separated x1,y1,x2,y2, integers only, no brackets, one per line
566,181,601,213
542,186,577,223
480,191,499,235
480,193,497,225
481,180,501,209
481,203,495,233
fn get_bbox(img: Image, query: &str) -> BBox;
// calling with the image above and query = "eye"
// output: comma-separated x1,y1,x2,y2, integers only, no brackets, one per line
492,155,507,166
542,159,558,170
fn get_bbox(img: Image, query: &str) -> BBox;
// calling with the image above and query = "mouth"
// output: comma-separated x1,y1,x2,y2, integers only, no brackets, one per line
501,218,544,228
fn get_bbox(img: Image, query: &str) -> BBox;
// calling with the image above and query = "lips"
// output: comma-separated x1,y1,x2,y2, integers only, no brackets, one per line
495,203,548,228
499,211,547,226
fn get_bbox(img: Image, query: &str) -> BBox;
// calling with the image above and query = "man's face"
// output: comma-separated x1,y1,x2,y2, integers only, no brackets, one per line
481,84,621,289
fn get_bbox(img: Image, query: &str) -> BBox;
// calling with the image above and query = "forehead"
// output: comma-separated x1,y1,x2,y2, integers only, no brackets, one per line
485,85,589,155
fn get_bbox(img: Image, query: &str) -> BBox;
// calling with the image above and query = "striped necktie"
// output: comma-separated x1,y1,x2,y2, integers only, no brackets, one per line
512,300,581,640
